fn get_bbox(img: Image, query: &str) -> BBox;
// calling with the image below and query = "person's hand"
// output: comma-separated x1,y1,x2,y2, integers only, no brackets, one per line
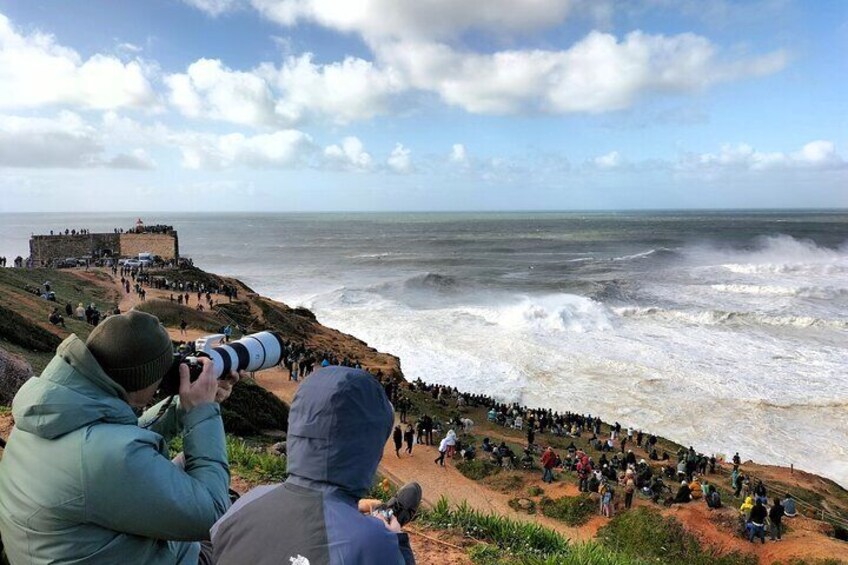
378,514,402,533
215,369,243,403
179,357,218,413
358,499,382,514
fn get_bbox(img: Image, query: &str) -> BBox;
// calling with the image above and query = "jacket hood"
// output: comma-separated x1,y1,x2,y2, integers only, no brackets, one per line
286,366,393,498
12,335,136,439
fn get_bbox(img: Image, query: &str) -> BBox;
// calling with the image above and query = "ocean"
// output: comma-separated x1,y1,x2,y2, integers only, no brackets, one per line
1,211,847,486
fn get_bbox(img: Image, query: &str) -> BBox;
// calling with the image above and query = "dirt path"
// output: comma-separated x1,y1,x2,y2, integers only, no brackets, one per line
253,372,604,542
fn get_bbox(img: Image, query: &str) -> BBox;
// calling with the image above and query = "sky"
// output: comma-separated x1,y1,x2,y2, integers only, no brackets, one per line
0,0,845,212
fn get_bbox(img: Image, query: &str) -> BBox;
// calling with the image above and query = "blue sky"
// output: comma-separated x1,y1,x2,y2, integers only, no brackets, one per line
0,0,845,211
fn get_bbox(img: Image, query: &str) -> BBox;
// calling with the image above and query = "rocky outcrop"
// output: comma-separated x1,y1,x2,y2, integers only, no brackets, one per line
0,347,34,405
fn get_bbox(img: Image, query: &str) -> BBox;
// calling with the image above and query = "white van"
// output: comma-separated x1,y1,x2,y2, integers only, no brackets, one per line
138,252,154,267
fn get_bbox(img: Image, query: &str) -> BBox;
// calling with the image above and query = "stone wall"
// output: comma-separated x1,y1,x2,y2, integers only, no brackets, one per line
29,232,178,263
119,233,179,260
30,234,119,264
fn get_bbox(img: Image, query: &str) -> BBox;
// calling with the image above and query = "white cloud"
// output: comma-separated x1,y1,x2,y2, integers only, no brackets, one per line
323,136,372,171
387,143,412,173
167,54,403,127
0,13,156,111
376,32,786,115
450,143,468,164
594,150,621,169
165,59,279,127
0,112,156,169
679,140,844,172
250,0,575,41
106,149,156,170
262,53,404,125
181,0,245,17
178,129,315,169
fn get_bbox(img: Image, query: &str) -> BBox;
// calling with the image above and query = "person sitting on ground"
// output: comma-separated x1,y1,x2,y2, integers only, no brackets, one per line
481,437,493,452
674,480,692,503
0,311,237,564
48,307,66,328
782,494,797,518
211,366,416,564
690,477,703,499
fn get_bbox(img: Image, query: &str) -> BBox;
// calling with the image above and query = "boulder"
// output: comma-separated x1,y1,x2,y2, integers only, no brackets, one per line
0,347,34,405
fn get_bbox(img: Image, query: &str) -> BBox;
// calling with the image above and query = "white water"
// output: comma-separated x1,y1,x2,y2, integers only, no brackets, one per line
264,235,848,487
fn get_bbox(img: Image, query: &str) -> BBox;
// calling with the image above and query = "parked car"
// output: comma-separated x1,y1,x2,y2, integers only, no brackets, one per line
124,259,141,268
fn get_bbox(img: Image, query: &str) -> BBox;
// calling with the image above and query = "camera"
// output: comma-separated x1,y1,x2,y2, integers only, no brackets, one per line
159,331,284,396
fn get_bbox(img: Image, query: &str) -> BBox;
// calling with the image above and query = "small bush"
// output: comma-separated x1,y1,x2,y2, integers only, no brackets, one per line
226,436,287,483
597,507,757,565
539,495,596,526
484,472,524,494
508,498,536,514
456,459,501,481
421,497,569,557
527,485,544,497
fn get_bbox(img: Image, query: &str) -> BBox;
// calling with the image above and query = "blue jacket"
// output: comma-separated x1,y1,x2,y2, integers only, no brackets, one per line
211,366,414,565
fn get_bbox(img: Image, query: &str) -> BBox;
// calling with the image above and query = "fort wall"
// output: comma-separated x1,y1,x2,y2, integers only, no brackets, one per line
119,233,179,260
29,232,178,264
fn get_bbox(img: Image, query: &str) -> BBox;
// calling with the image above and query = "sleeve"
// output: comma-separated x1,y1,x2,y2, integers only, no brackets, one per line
85,403,230,541
137,395,185,441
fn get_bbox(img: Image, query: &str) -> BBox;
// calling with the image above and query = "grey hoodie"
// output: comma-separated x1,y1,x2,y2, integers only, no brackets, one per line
211,366,415,565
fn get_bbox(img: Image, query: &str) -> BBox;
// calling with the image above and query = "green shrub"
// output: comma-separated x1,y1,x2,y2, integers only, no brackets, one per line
421,497,569,556
539,495,596,527
222,379,289,436
597,507,757,565
527,485,544,497
456,459,501,481
226,437,287,483
468,541,651,565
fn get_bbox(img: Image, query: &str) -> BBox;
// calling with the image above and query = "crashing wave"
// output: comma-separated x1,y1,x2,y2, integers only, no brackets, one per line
613,306,848,330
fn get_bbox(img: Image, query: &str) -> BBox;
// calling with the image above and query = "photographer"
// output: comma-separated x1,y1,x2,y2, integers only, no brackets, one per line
0,311,236,564
211,366,416,564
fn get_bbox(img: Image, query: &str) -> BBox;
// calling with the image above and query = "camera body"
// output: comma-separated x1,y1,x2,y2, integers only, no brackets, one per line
159,331,284,396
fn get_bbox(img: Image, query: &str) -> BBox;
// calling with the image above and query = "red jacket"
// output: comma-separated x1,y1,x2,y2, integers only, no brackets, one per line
541,449,557,469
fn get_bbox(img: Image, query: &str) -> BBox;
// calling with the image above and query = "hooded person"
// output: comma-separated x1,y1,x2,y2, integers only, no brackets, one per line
0,310,233,565
211,366,415,565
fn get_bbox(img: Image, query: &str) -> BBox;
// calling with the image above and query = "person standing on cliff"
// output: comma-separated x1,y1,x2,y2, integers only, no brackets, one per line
404,424,414,455
393,425,403,458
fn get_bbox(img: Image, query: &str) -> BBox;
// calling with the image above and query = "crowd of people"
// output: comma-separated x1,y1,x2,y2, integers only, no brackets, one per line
0,256,23,268
390,378,809,541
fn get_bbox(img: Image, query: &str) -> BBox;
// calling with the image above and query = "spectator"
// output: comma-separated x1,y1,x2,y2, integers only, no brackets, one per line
783,494,797,518
211,366,415,564
749,500,767,544
769,497,785,541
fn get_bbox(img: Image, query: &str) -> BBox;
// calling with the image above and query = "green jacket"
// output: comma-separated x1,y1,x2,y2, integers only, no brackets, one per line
0,335,230,565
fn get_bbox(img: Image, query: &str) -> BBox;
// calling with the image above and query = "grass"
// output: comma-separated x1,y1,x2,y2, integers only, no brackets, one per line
220,379,289,436
423,497,650,565
226,436,288,483
421,497,570,557
596,506,757,565
467,542,650,565
456,459,502,481
135,299,223,333
539,495,596,527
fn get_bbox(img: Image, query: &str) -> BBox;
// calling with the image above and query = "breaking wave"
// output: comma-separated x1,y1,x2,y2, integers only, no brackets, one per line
614,306,848,329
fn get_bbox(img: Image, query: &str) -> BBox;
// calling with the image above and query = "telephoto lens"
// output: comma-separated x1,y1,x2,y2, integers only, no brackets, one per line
201,331,284,379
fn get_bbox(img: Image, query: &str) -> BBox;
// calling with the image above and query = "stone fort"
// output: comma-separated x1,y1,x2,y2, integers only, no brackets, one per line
29,228,179,265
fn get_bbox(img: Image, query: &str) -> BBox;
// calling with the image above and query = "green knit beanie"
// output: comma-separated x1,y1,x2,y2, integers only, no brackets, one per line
86,310,174,392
